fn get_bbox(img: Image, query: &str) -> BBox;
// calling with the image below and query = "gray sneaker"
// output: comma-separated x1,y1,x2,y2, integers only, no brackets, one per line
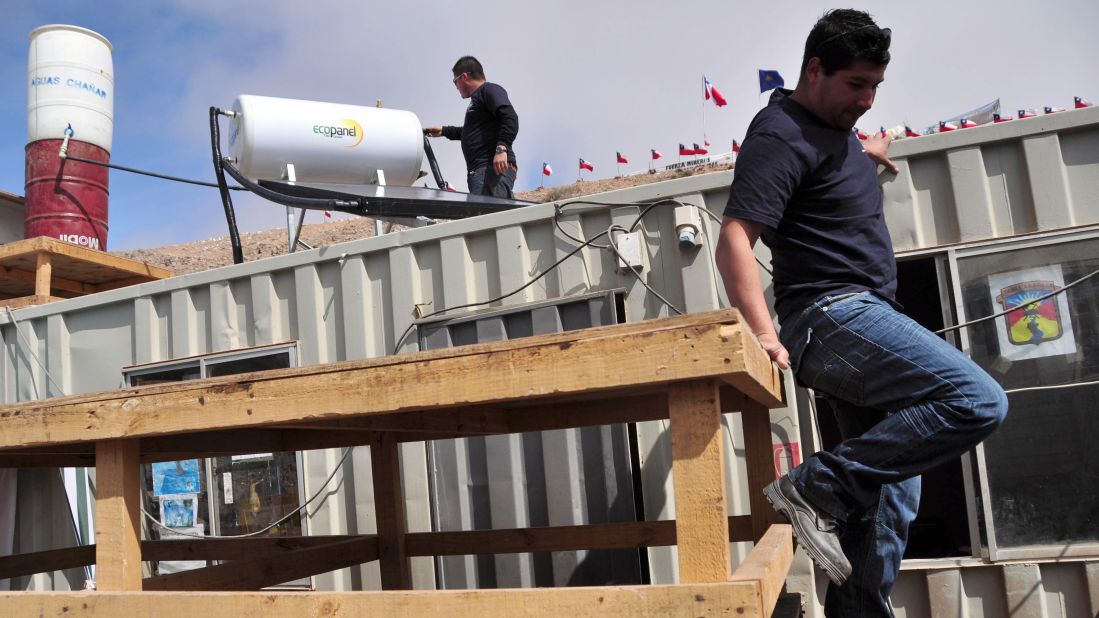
763,475,852,585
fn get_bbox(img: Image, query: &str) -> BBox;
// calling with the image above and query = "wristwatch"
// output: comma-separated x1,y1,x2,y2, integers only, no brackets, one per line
495,145,507,154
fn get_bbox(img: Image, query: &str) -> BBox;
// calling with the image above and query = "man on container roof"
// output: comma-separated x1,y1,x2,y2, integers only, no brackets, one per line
426,56,519,198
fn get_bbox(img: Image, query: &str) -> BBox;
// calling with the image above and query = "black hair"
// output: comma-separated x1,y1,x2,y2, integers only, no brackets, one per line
452,56,485,80
800,9,891,78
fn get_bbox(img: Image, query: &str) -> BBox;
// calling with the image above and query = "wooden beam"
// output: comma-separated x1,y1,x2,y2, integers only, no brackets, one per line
405,516,754,557
0,453,95,468
0,545,94,579
0,309,783,450
729,524,794,617
141,535,375,562
95,439,142,591
139,428,379,463
1,582,771,616
371,433,410,589
34,251,51,297
668,379,730,583
736,396,785,540
143,536,378,591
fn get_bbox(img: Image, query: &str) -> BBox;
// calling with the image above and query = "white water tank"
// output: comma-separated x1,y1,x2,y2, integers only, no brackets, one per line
27,24,114,152
229,95,425,186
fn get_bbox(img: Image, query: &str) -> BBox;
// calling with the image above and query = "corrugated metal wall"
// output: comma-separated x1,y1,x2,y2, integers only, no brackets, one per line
884,105,1099,251
419,291,643,588
2,105,1099,612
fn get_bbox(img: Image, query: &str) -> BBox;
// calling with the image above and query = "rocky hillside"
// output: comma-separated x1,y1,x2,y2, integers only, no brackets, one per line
113,162,733,275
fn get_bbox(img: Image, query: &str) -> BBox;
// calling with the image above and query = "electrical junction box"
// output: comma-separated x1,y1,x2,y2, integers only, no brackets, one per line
613,231,645,271
674,204,703,247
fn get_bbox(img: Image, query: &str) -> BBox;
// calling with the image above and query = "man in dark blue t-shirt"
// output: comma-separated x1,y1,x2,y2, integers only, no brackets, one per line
427,56,518,198
716,10,1006,616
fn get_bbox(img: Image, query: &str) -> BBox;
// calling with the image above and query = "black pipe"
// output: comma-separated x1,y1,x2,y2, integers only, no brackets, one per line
218,158,359,211
422,134,447,189
209,107,245,264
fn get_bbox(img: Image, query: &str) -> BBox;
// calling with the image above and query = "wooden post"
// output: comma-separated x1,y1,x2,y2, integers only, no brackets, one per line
668,379,730,583
34,251,52,298
371,434,410,589
740,399,783,540
95,439,142,591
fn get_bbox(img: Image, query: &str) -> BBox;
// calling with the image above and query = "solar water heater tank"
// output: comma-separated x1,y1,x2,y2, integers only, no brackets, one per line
228,94,425,186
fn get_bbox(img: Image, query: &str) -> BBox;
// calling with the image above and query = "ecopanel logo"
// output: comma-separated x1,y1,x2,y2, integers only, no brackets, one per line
313,118,364,147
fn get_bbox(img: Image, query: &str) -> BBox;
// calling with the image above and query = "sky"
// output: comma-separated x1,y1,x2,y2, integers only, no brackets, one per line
1,0,1097,250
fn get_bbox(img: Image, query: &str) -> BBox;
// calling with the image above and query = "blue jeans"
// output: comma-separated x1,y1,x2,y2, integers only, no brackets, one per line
779,291,1008,617
467,165,516,199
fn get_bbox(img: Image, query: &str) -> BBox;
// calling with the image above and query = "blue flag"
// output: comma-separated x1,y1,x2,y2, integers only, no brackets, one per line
758,69,784,93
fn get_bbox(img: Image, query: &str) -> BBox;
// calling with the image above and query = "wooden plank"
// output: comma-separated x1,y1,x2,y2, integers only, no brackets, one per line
0,294,63,309
668,379,730,583
405,515,755,556
0,238,171,292
0,310,782,450
736,395,785,540
0,582,771,617
718,325,784,409
143,536,378,591
95,439,142,591
0,237,171,280
371,433,410,589
729,524,794,617
0,545,94,579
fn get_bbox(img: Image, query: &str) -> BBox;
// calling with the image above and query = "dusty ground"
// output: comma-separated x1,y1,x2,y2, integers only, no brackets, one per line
113,162,733,275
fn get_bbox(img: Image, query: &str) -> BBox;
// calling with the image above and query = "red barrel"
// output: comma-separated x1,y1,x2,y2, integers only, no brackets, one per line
24,139,109,251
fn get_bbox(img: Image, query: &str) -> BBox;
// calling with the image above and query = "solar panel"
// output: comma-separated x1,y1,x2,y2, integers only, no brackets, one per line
258,180,535,220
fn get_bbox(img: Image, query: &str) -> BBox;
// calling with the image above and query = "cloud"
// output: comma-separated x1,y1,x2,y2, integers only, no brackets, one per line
1,0,1097,249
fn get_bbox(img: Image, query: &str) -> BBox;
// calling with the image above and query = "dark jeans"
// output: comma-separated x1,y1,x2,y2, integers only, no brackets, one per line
467,165,516,199
779,291,1008,617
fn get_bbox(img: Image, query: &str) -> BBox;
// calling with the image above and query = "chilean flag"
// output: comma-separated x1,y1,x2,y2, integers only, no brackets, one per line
651,149,663,160
1018,108,1038,119
905,125,921,137
679,143,694,156
579,158,594,172
960,118,979,128
616,152,628,164
1044,106,1066,114
703,75,728,107
1076,96,1094,109
853,128,869,140
324,210,332,218
693,143,708,155
542,162,552,176
732,139,740,153
444,181,457,192
993,113,1013,123
939,121,958,132
704,139,710,147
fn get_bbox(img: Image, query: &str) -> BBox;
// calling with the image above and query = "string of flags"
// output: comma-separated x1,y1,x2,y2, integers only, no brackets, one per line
531,64,1092,186
855,96,1094,142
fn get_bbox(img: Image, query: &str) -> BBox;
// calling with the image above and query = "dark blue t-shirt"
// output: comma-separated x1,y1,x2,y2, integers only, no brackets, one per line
443,82,518,171
723,89,897,324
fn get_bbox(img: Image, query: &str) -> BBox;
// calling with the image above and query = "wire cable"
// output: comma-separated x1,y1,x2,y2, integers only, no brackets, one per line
60,154,248,191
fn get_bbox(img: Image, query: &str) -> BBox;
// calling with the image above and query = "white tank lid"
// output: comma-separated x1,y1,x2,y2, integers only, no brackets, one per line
30,24,113,51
